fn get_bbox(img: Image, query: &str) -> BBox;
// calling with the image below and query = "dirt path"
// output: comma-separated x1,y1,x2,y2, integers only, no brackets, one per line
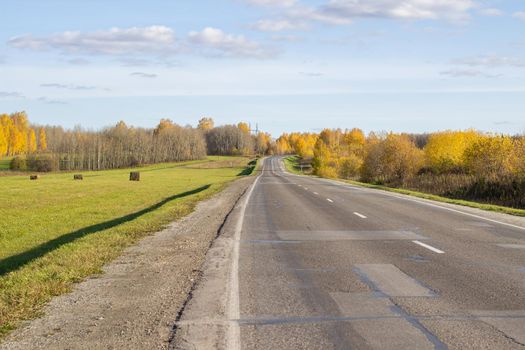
0,176,255,350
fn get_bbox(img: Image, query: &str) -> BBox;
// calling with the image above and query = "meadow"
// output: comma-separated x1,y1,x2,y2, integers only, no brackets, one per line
0,156,254,337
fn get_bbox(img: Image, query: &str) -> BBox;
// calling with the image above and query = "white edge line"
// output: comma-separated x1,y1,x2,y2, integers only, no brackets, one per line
353,212,367,219
412,240,445,254
227,167,261,350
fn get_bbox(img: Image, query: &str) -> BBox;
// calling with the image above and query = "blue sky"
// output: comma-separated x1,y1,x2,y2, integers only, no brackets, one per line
1,0,525,135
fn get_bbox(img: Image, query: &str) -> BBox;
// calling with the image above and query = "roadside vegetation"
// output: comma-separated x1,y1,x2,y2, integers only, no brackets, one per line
0,156,254,338
278,129,525,213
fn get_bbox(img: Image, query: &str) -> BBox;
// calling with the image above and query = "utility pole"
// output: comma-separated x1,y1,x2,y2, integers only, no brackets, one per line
249,123,260,135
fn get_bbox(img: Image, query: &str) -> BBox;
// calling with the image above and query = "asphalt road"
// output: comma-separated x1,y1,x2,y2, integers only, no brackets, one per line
177,156,525,349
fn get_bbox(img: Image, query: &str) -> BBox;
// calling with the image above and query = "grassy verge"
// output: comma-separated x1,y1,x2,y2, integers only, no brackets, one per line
0,156,253,337
0,158,11,171
342,179,525,217
284,155,525,217
283,155,313,175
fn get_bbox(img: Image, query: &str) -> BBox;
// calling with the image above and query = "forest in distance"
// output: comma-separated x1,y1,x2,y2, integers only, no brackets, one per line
2,111,525,209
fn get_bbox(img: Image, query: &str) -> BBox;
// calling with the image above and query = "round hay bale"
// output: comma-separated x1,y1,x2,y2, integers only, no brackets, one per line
130,172,140,181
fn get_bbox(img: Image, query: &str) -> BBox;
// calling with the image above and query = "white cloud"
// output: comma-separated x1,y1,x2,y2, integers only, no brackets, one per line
9,26,273,59
478,8,504,17
41,83,101,90
188,27,276,58
38,97,67,105
261,0,476,26
440,69,499,78
8,26,178,55
130,72,158,78
312,0,475,22
513,11,525,20
243,0,296,7
251,19,305,31
454,55,525,68
0,91,24,98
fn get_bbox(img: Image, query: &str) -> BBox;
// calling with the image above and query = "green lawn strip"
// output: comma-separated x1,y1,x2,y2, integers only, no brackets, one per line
0,158,11,170
0,156,253,337
284,155,525,217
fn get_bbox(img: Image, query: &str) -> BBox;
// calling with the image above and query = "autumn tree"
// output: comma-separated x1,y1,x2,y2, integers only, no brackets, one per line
0,115,9,155
38,128,47,152
198,117,214,131
238,122,250,134
255,132,271,155
361,133,423,184
275,134,292,154
28,129,37,153
424,130,479,173
464,135,519,179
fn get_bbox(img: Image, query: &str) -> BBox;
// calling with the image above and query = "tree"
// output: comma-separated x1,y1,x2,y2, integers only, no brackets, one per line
361,133,423,184
198,117,214,131
424,130,479,173
38,128,47,152
28,129,37,153
238,122,250,134
464,135,519,179
0,116,8,156
255,132,271,155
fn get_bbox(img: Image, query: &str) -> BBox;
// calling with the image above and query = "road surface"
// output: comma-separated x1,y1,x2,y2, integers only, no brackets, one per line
176,156,525,349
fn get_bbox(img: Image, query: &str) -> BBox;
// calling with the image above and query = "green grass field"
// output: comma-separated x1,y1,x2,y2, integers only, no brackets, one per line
0,156,254,337
0,158,11,170
284,155,525,217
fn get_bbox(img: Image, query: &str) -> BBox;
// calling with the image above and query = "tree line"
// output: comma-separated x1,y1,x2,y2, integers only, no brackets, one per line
1,113,273,172
276,129,525,208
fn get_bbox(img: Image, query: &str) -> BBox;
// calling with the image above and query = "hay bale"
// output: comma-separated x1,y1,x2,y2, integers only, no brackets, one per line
74,174,83,180
30,175,39,180
130,172,140,181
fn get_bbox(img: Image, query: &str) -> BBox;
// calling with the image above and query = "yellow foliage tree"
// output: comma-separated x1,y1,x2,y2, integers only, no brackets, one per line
198,117,214,131
362,133,423,184
464,135,519,179
424,130,479,173
38,128,47,152
28,129,37,153
238,122,250,134
0,116,8,156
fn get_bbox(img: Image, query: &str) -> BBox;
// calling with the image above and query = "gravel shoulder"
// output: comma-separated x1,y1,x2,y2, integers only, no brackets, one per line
0,176,255,350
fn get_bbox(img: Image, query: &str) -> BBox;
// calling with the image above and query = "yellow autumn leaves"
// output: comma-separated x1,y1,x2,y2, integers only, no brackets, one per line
276,129,525,184
0,112,47,156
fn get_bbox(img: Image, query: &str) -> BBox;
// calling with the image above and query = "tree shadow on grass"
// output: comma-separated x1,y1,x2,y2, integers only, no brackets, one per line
0,184,211,276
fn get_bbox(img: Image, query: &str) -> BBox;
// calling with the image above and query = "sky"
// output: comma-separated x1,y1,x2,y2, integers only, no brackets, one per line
1,0,525,136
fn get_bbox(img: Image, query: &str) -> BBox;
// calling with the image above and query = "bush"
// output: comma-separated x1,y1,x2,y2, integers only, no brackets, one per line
26,154,59,172
10,156,27,171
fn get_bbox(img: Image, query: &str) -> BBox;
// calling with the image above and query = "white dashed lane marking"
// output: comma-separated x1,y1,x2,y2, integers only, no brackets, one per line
412,240,445,254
